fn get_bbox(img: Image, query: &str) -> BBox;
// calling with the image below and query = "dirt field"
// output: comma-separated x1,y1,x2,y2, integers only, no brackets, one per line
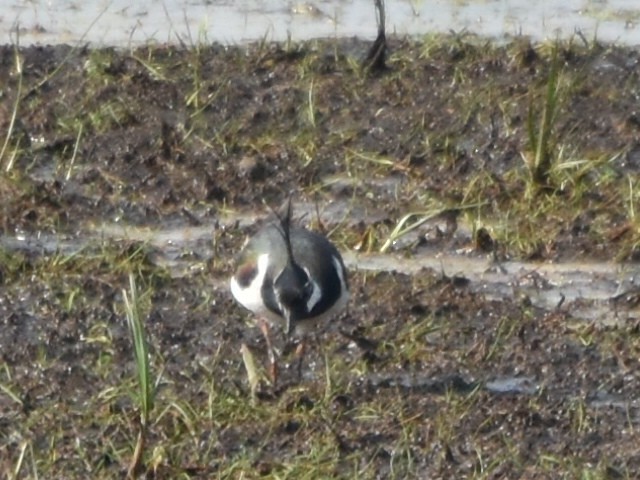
1,35,640,478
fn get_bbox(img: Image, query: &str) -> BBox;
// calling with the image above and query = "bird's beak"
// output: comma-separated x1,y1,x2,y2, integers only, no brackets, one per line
284,309,296,336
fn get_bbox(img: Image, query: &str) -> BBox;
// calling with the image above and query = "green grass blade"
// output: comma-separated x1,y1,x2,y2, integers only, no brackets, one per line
123,273,154,424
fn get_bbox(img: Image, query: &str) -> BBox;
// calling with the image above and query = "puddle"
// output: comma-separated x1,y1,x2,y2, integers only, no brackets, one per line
366,373,638,408
588,390,637,409
3,0,640,47
367,373,541,396
485,376,539,395
347,251,640,325
366,372,477,394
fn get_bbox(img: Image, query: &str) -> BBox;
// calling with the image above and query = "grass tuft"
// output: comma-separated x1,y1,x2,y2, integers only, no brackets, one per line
0,42,24,172
123,273,156,478
526,41,562,193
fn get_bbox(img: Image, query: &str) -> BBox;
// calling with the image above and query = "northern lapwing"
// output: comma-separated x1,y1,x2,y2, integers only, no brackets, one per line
230,199,349,384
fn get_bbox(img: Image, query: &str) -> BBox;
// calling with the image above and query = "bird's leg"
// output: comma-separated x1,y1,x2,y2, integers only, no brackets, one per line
258,318,278,385
294,336,307,381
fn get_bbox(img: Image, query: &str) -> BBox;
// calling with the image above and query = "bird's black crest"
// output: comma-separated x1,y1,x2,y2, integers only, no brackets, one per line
271,195,297,265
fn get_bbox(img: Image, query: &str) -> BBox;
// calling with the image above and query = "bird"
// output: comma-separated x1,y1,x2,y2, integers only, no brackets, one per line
230,199,349,384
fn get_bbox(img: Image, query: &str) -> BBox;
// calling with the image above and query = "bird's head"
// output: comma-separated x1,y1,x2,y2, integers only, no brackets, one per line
273,261,313,335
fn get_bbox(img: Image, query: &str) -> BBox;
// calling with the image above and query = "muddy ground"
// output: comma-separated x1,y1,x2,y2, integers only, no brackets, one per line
1,35,640,478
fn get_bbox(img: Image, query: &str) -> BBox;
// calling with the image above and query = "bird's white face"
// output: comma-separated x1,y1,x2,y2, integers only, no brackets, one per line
276,268,322,312
294,257,349,335
272,261,315,334
274,254,348,335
